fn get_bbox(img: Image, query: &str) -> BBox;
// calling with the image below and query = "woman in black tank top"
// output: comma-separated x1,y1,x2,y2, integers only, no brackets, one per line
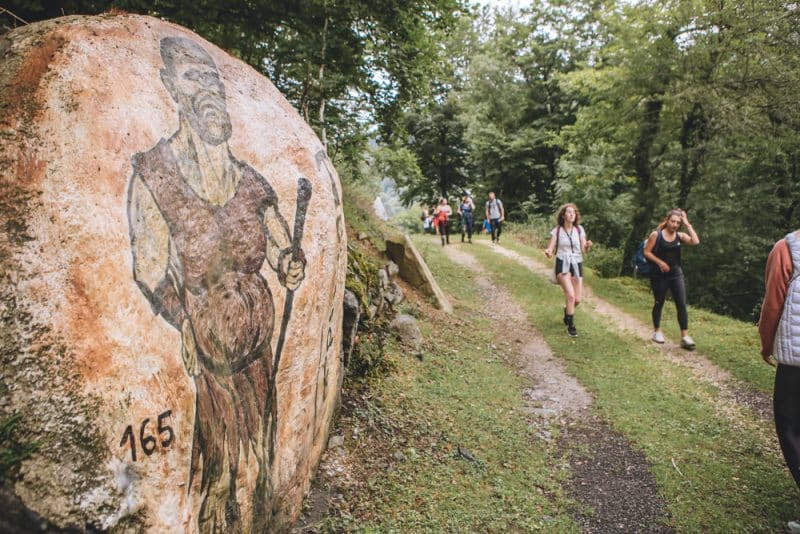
643,209,700,349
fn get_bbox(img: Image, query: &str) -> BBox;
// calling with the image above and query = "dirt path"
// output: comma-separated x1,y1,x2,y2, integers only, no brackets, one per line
441,243,674,533
480,241,773,422
442,244,591,420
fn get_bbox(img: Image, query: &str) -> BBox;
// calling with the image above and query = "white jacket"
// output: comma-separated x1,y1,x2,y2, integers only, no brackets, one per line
775,232,800,366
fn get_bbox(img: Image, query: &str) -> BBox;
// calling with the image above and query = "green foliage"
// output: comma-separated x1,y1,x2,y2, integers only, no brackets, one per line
397,100,471,204
0,413,39,481
391,205,427,235
584,243,622,279
552,0,800,319
347,321,393,379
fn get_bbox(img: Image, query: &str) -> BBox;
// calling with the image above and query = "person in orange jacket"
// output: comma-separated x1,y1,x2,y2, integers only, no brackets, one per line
760,229,800,533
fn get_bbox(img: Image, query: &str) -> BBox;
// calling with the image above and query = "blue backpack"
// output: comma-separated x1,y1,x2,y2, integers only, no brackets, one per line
632,231,661,277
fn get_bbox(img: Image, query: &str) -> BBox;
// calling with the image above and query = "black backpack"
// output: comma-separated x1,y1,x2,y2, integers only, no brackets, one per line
632,231,661,277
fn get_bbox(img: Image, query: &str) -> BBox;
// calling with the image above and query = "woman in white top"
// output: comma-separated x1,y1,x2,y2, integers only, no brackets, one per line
544,203,593,337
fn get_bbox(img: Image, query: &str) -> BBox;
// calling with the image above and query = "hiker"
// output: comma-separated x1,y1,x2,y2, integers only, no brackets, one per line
485,192,505,243
421,207,433,234
759,228,800,533
433,197,452,246
544,203,593,337
458,195,475,243
643,208,699,349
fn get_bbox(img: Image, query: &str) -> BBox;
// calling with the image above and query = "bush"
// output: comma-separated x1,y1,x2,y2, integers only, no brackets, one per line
348,322,395,378
585,244,623,278
505,217,552,249
392,206,426,234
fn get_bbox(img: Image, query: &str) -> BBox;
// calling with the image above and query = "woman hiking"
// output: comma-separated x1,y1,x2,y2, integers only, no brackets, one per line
759,228,800,533
644,208,700,349
433,198,452,246
545,203,593,337
458,195,475,243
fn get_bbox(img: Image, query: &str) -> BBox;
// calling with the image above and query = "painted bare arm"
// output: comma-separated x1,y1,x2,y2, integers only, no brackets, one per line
128,173,197,375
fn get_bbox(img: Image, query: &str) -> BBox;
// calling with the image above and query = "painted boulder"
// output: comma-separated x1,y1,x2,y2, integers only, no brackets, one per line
0,14,346,533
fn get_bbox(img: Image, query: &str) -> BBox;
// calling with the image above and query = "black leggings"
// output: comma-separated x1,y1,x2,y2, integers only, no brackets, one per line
650,269,688,330
775,364,800,490
490,218,502,241
461,214,474,239
437,220,449,243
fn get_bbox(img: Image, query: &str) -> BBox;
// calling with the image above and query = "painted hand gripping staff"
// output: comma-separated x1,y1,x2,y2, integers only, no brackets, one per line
127,37,308,531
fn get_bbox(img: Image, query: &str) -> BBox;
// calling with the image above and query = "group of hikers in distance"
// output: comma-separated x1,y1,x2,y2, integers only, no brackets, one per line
422,191,800,530
423,192,505,245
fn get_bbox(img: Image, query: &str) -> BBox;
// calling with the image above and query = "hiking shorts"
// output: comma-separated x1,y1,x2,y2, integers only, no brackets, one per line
555,258,583,279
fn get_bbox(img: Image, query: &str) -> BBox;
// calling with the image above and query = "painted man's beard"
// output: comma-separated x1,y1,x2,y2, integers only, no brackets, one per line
189,92,232,146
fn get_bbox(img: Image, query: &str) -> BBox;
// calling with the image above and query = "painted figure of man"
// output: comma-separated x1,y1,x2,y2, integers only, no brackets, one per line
127,36,305,532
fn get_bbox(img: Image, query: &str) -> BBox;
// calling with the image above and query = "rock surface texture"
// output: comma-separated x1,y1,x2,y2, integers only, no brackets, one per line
0,14,346,533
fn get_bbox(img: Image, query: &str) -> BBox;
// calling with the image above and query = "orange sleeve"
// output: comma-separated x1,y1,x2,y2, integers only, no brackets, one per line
759,239,793,357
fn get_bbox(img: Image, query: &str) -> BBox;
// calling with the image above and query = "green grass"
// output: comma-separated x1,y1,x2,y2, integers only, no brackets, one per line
460,240,799,531
323,236,578,532
498,237,774,395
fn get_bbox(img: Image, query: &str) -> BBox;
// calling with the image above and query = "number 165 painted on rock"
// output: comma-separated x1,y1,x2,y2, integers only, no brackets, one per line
119,410,174,462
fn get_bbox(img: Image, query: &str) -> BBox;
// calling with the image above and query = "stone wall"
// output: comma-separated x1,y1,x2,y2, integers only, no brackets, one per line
0,14,346,532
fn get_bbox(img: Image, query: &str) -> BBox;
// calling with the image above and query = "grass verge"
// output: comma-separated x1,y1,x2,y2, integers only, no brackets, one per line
321,236,577,532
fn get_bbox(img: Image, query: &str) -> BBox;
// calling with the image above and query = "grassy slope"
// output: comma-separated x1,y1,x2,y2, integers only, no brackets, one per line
499,238,774,395
460,235,798,531
326,237,579,532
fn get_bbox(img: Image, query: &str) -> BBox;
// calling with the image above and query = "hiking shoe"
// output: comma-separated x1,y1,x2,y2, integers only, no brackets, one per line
567,324,578,337
681,335,696,350
652,331,665,344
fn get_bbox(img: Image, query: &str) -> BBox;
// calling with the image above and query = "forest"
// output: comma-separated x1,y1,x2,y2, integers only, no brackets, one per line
8,0,800,321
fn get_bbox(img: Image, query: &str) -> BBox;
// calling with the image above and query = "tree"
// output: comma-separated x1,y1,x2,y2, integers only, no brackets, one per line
398,99,470,204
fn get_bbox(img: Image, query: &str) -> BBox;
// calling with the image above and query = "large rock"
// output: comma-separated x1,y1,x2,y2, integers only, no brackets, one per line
388,314,423,350
385,234,452,313
0,14,347,533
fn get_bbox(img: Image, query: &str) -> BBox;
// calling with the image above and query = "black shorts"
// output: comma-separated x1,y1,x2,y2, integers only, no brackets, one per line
555,259,583,278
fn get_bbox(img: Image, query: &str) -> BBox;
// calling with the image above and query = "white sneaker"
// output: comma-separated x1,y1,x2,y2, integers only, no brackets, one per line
681,335,696,350
652,331,665,344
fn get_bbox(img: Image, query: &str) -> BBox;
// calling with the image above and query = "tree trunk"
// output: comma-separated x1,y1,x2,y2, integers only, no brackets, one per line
620,97,664,275
678,103,706,208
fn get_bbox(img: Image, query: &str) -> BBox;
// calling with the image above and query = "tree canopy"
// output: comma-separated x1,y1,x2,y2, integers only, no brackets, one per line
5,0,799,321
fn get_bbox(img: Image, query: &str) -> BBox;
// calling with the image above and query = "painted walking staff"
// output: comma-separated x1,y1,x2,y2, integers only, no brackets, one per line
127,36,307,532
